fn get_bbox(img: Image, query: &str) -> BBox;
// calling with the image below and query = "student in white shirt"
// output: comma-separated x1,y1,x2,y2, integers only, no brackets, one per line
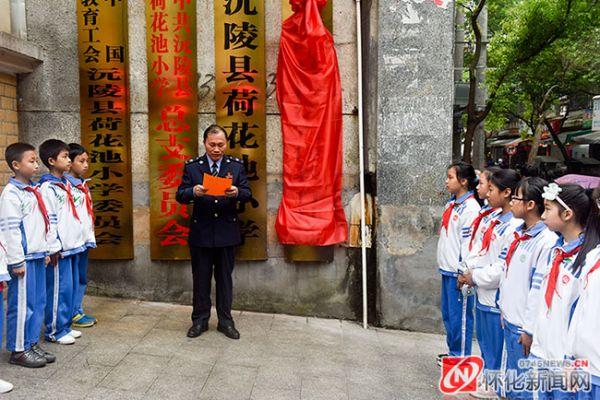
499,177,557,399
460,169,522,378
467,167,501,255
0,239,14,392
566,187,600,400
531,184,599,400
0,143,55,369
437,162,481,363
39,139,86,345
65,143,97,328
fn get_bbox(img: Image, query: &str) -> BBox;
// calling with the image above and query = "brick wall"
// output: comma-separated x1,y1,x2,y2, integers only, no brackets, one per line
0,73,19,189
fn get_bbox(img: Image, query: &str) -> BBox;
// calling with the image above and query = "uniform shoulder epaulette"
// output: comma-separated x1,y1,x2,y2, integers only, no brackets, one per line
185,156,200,165
226,155,243,164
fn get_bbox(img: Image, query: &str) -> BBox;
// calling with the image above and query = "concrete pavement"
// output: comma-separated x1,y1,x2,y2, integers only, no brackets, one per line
0,296,451,399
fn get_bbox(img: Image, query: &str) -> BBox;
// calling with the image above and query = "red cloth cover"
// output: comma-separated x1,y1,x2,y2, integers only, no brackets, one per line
275,0,348,245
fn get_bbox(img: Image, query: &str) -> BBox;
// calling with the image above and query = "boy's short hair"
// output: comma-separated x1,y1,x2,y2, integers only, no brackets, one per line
68,143,87,162
39,139,69,169
5,143,36,172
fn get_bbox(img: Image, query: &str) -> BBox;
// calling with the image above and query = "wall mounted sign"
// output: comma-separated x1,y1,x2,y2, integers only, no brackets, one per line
77,0,134,260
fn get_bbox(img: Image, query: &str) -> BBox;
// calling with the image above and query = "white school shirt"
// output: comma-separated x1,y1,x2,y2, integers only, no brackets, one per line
0,178,49,267
39,174,86,256
530,236,585,361
0,239,9,282
470,211,523,312
65,174,96,249
437,191,481,276
463,205,502,269
566,247,600,380
498,221,557,334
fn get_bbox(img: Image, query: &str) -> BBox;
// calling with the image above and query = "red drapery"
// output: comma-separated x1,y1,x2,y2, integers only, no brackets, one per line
275,0,348,246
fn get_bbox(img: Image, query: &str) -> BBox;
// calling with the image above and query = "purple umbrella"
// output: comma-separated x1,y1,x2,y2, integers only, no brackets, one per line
554,174,600,189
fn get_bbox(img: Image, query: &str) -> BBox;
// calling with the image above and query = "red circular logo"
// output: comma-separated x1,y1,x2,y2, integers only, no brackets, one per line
439,356,484,394
562,275,570,284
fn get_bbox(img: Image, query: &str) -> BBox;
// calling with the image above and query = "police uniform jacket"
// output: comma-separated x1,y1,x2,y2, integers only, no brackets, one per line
176,154,251,248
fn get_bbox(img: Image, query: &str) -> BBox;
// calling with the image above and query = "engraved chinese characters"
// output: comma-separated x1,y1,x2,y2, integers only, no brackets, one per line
215,0,267,260
146,0,199,260
77,0,134,259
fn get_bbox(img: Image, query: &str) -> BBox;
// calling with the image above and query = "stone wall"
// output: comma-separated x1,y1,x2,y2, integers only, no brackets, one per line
0,73,18,189
16,0,456,332
372,0,455,333
18,0,360,321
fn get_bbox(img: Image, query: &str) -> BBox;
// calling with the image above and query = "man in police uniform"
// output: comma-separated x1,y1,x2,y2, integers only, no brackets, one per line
176,124,251,340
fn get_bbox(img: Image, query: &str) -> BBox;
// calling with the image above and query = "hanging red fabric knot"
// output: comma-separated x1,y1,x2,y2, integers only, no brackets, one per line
275,0,347,245
290,0,328,12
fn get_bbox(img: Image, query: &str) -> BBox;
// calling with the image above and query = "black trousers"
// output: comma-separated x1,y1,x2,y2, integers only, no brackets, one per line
189,246,235,326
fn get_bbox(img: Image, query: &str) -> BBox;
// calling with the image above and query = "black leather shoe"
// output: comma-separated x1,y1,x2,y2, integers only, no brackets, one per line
187,321,208,338
9,349,47,368
31,344,56,364
217,323,240,340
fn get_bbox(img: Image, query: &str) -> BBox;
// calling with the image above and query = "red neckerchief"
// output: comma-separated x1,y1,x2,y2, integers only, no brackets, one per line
440,194,474,236
23,186,50,233
584,258,600,289
504,231,532,276
75,181,94,222
440,202,455,235
480,219,500,253
545,245,582,309
469,208,497,251
53,182,80,222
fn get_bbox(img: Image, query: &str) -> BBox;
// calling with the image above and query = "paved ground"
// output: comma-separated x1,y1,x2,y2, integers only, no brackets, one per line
0,296,451,399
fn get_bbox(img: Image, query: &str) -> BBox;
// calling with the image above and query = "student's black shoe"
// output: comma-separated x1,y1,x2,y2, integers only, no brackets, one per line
437,353,449,367
187,321,208,338
217,323,240,340
9,349,47,368
31,344,56,364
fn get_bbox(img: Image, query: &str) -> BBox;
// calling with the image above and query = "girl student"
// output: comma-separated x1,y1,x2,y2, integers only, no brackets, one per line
436,162,481,363
467,167,502,255
530,184,599,399
565,187,600,400
459,169,523,377
498,177,558,399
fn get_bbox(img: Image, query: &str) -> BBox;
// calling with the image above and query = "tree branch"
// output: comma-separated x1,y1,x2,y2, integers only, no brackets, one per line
539,84,559,113
466,0,487,117
505,109,535,132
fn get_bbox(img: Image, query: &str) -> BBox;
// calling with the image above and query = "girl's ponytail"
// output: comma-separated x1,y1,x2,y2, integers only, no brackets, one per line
570,187,600,274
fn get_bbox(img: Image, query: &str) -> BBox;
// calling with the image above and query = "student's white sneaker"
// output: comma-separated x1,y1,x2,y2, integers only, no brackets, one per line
68,329,82,339
55,334,76,345
0,379,13,393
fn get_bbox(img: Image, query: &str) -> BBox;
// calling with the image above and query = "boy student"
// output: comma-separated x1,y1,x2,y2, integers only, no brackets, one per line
0,143,55,368
66,143,97,328
0,241,14,391
39,139,86,345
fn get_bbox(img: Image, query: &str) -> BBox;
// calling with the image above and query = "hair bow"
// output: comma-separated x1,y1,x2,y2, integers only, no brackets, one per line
542,183,572,212
542,183,561,201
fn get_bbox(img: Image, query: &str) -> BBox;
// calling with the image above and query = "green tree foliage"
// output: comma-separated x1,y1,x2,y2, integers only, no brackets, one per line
486,0,599,162
460,0,599,163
